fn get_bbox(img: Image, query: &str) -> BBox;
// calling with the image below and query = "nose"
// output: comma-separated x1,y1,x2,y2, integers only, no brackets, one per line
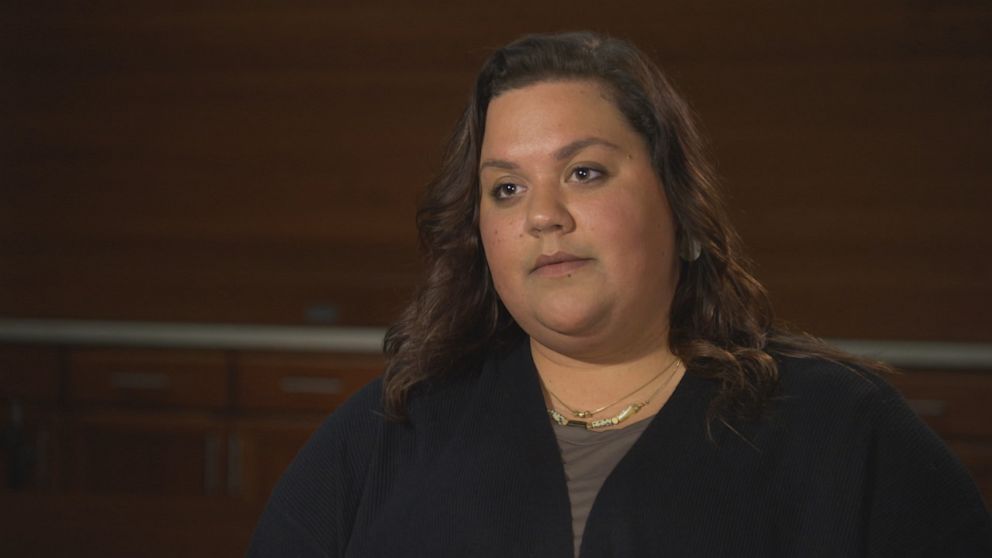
526,182,575,237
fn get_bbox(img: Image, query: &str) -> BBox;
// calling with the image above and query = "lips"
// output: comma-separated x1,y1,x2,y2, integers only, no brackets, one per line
532,251,592,276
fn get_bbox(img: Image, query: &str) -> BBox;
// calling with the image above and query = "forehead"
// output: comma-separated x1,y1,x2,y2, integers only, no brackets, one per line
480,80,641,160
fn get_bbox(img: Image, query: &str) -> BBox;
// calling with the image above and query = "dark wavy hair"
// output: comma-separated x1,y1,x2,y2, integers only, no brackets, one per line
382,31,888,425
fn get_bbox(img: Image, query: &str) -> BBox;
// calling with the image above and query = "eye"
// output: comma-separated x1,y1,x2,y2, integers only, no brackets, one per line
491,182,523,201
568,166,605,183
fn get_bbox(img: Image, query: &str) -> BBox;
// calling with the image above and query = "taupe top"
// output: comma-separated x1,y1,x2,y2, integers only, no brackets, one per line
552,418,653,557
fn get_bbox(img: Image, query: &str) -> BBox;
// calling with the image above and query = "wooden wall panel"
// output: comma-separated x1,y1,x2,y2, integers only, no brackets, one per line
2,1,990,339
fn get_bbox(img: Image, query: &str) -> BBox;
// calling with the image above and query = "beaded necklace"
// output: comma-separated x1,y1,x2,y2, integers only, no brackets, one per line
545,357,682,430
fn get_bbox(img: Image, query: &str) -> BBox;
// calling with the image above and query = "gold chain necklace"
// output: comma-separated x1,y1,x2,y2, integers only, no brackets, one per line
543,356,681,418
547,358,682,430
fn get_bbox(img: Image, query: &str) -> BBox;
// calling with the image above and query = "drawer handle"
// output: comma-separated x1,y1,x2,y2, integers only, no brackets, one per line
906,399,947,417
110,372,171,390
278,376,342,395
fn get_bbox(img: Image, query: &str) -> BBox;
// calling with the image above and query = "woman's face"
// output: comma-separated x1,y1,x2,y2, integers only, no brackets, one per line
479,80,680,360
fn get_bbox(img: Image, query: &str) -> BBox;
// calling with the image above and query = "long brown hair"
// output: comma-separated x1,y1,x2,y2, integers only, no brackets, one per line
383,31,888,424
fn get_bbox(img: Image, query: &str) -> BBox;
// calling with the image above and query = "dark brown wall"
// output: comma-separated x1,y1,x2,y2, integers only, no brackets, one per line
3,1,990,340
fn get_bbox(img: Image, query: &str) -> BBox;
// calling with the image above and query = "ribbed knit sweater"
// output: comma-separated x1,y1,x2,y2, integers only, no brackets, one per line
248,340,992,557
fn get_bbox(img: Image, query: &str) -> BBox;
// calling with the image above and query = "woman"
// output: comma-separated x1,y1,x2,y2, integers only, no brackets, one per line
249,32,991,557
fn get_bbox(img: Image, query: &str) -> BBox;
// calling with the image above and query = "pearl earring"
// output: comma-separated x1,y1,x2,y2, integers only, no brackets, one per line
680,236,702,262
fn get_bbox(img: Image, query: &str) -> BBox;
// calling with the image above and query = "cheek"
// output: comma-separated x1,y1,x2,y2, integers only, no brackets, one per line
591,196,675,276
587,199,649,253
480,219,513,286
480,215,533,312
480,208,525,264
479,218,502,263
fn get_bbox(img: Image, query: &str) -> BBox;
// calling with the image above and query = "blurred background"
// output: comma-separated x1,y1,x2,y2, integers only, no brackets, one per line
1,1,990,555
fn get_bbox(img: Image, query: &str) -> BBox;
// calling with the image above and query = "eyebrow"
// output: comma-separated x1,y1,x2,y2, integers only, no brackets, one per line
479,136,621,173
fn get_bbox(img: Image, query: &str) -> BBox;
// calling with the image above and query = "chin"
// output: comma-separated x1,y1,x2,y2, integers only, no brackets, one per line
528,326,616,362
531,307,609,340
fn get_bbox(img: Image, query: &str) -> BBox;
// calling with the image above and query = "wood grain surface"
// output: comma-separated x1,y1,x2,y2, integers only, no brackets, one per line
3,1,990,340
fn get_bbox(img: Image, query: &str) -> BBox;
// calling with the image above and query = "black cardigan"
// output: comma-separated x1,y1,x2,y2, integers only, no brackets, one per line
248,341,992,557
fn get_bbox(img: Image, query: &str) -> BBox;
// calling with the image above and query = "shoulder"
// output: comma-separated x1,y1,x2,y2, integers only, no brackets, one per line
770,354,904,426
272,376,386,470
767,354,992,554
281,373,386,470
746,354,907,466
773,353,893,399
767,354,946,457
290,376,388,489
767,354,964,454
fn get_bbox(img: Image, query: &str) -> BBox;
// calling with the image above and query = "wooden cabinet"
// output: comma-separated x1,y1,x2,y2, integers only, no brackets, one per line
68,348,229,409
2,340,991,557
61,348,231,496
47,347,383,502
231,351,382,502
0,344,62,404
0,345,61,492
0,341,383,557
0,403,58,493
62,410,229,496
235,351,381,413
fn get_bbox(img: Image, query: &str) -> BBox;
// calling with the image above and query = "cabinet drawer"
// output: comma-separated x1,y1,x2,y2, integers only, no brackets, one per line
68,349,229,409
887,370,992,440
62,410,229,496
0,344,61,404
235,352,382,413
